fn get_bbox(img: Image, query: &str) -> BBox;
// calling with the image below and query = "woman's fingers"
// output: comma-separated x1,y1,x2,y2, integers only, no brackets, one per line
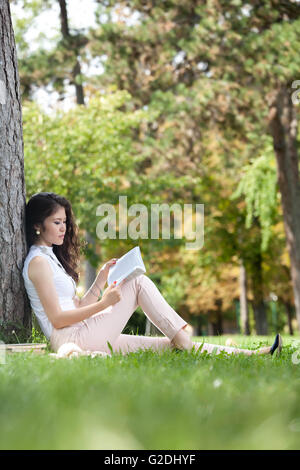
106,259,118,268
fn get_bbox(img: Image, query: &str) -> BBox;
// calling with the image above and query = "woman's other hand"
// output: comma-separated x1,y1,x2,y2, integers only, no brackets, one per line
101,281,122,308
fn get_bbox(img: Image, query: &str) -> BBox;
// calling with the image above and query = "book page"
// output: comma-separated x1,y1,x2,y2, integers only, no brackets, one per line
107,246,146,286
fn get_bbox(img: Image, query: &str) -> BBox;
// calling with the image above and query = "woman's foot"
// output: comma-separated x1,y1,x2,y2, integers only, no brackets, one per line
270,333,283,356
256,334,283,356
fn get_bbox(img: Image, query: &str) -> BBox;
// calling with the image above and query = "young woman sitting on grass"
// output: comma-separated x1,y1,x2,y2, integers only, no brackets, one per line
22,192,283,358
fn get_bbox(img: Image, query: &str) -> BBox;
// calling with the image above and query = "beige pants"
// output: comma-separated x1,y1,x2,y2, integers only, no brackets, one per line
50,274,187,355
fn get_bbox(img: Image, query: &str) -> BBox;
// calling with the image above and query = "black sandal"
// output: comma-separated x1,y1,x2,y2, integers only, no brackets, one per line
270,333,283,356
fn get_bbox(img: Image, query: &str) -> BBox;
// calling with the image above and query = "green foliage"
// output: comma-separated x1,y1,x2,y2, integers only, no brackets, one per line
22,89,153,234
30,315,48,344
0,315,48,346
160,269,189,310
0,319,32,344
230,148,279,251
121,308,146,336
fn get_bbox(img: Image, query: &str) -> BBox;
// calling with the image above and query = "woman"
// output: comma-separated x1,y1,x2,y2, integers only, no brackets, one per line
22,192,283,357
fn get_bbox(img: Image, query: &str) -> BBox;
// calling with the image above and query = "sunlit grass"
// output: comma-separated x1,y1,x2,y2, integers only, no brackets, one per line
0,334,300,450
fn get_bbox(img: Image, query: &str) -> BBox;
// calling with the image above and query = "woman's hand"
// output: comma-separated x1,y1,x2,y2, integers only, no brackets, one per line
101,281,122,308
95,258,118,290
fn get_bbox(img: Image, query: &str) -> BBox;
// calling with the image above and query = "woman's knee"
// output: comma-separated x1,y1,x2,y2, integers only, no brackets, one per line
136,274,148,283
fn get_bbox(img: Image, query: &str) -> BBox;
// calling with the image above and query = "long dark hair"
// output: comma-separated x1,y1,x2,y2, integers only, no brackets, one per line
25,192,85,284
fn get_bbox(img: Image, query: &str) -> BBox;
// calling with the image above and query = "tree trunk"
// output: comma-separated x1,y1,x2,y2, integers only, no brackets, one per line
84,231,97,291
215,299,223,335
239,258,250,335
0,0,31,340
283,300,294,335
208,308,223,336
268,86,300,333
58,0,85,107
58,0,97,290
194,315,203,336
250,250,268,335
207,311,215,336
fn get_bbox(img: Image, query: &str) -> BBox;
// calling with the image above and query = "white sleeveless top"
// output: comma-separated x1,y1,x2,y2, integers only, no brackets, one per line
22,244,77,340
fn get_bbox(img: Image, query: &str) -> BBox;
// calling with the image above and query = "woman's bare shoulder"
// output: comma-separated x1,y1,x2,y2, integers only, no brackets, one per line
28,255,51,282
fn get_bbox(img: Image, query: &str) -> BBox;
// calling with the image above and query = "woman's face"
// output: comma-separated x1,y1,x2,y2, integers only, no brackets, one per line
34,206,67,247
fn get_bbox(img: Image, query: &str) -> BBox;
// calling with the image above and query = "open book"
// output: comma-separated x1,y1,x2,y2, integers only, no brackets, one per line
107,246,146,286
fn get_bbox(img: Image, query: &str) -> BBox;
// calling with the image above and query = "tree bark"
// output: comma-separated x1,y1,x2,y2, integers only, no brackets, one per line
84,231,97,291
283,300,294,336
215,299,223,335
58,0,85,107
239,258,250,335
250,250,268,335
268,86,300,333
0,0,31,339
207,306,223,336
194,315,203,336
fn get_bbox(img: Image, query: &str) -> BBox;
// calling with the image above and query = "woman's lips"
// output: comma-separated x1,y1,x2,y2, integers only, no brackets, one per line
59,235,65,238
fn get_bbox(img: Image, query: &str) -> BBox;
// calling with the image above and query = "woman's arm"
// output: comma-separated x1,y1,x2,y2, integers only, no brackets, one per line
78,258,117,308
28,256,109,329
79,278,104,308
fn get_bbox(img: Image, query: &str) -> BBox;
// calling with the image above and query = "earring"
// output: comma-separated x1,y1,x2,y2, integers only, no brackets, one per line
36,230,40,235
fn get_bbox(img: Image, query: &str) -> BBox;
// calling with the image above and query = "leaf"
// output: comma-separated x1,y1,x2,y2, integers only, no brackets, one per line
107,341,114,355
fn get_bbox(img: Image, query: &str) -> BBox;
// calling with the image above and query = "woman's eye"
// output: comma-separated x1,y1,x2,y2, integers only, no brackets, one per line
55,222,67,225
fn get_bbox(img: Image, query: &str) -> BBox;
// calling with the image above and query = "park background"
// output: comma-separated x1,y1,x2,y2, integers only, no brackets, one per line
3,0,300,341
1,0,300,451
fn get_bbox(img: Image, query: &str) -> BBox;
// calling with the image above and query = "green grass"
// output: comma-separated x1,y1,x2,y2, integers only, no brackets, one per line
1,334,300,450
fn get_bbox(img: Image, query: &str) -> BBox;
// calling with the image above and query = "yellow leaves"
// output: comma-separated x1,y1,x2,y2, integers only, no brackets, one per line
272,219,285,236
280,250,290,270
158,120,176,133
186,263,242,313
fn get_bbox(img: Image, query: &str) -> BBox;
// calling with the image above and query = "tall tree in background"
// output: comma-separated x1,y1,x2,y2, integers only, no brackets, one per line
0,0,31,340
239,258,250,335
57,0,97,292
268,86,300,333
88,0,300,332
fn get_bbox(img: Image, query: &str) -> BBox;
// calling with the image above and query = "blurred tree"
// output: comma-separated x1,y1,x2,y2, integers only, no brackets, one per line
57,0,97,293
239,258,250,335
86,0,300,332
10,0,89,102
22,89,152,238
